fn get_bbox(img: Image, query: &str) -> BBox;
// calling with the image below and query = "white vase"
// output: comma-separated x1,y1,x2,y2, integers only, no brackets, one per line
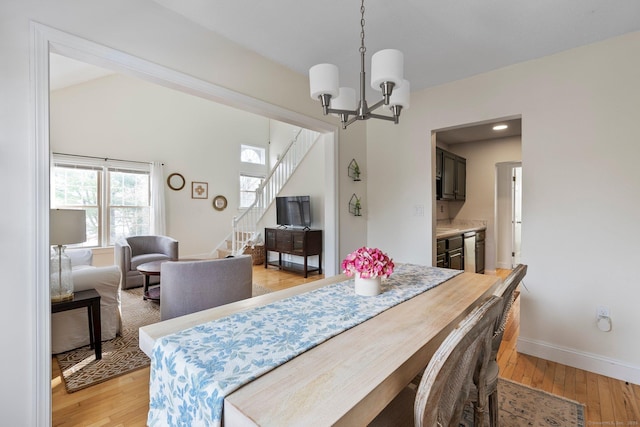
354,275,382,296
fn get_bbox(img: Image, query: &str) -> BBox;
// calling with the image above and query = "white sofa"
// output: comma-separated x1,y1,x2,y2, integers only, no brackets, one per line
51,249,122,354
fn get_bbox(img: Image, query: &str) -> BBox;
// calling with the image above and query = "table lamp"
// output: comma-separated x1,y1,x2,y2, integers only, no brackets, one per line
50,209,86,302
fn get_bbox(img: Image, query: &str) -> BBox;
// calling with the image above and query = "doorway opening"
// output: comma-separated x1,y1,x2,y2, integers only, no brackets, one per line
433,116,522,273
496,162,522,269
32,23,338,425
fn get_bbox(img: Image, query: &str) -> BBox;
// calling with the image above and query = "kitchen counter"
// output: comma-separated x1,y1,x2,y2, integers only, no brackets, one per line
436,225,486,239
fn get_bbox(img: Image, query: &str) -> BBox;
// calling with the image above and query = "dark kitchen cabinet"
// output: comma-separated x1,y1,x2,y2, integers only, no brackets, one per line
437,235,464,271
436,238,446,268
442,151,456,200
455,157,466,200
436,148,443,180
447,234,464,271
475,230,485,274
437,148,466,201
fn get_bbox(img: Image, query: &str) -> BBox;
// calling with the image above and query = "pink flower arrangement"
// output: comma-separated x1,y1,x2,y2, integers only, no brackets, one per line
341,247,395,279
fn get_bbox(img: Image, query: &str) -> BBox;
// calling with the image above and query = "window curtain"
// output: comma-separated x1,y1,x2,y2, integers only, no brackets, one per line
150,161,166,235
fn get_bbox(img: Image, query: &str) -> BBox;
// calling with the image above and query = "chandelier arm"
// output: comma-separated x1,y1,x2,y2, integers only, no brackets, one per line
366,98,387,113
343,116,360,129
325,107,358,116
368,113,397,122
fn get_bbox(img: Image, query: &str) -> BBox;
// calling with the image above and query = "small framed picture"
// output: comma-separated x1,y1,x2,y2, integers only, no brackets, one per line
213,195,228,211
191,182,208,199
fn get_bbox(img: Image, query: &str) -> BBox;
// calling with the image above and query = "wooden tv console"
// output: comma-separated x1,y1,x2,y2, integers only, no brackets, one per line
264,228,322,278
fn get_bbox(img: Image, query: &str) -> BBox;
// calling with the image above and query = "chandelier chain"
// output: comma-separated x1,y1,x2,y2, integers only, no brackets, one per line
359,0,366,54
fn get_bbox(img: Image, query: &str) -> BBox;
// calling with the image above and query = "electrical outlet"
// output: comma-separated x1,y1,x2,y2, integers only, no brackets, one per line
597,305,610,318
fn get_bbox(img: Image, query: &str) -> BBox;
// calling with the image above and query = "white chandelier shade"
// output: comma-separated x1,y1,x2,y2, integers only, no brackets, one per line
331,87,357,112
309,64,339,100
389,79,410,110
370,49,404,91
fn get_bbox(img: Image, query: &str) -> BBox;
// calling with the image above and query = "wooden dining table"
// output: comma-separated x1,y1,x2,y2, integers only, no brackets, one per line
139,268,500,426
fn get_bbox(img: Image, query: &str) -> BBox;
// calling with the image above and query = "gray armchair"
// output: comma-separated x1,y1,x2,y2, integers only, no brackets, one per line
114,235,178,290
160,255,252,321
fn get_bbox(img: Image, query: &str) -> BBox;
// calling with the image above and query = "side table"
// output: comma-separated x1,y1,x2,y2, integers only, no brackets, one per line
137,260,164,301
51,289,102,360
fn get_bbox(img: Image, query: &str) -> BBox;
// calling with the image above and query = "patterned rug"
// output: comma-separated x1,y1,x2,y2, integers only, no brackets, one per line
461,378,585,427
56,284,272,393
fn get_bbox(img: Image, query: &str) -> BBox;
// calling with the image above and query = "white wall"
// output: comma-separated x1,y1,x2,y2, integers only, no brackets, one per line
261,137,326,268
340,124,369,259
367,112,431,265
368,32,640,383
269,120,300,168
51,73,277,256
0,1,362,423
446,136,522,272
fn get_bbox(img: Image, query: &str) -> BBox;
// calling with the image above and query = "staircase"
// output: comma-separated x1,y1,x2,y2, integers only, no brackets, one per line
212,127,321,258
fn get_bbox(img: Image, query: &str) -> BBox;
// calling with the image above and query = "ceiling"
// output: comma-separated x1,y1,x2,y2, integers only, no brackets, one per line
436,118,521,144
152,0,640,94
50,54,115,91
50,1,640,142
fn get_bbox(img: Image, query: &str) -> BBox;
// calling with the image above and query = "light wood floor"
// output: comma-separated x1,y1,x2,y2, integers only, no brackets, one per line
52,267,640,426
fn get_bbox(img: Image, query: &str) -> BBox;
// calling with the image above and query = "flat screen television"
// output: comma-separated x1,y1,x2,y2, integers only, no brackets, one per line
276,196,311,228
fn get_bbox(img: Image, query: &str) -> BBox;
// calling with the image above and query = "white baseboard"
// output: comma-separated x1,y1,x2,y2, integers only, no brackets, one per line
496,261,512,269
517,336,640,384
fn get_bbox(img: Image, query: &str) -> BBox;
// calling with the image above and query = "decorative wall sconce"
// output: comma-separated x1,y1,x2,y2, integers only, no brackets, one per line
348,159,361,181
349,193,362,216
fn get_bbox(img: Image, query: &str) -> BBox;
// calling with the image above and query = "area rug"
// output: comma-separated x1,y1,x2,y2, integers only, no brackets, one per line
251,283,272,296
461,378,585,427
56,284,273,393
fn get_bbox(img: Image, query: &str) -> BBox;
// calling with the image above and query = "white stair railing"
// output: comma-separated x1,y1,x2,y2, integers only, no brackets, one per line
211,128,320,258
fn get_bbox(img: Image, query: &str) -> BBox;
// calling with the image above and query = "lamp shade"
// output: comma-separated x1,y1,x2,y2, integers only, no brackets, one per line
331,87,357,113
309,63,339,100
388,79,410,109
370,49,404,91
50,209,86,246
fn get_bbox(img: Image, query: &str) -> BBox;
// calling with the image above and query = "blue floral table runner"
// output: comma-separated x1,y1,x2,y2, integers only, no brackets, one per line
147,264,461,426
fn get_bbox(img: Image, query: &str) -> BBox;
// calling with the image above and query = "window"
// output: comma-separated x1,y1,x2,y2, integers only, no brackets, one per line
239,174,263,208
239,144,267,209
52,154,151,247
241,144,266,165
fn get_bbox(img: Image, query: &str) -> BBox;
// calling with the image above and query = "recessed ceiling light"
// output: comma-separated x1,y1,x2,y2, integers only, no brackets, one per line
493,124,508,131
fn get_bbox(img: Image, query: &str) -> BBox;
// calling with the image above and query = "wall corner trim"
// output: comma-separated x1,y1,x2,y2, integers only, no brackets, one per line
517,336,640,385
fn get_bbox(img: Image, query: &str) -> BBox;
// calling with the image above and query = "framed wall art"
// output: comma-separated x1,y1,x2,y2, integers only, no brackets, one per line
191,182,208,199
167,173,185,191
212,195,228,211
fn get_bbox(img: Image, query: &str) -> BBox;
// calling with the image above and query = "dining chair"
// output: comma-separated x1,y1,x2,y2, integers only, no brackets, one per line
369,295,503,427
474,263,528,426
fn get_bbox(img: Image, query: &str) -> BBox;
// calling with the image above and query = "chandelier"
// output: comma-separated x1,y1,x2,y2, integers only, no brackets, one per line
309,0,410,129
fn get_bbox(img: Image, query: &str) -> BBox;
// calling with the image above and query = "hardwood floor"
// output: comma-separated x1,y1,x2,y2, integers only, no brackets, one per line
495,272,640,425
52,267,640,426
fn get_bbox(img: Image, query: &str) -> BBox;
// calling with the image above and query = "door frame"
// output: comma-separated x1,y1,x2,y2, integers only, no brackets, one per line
31,22,338,424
